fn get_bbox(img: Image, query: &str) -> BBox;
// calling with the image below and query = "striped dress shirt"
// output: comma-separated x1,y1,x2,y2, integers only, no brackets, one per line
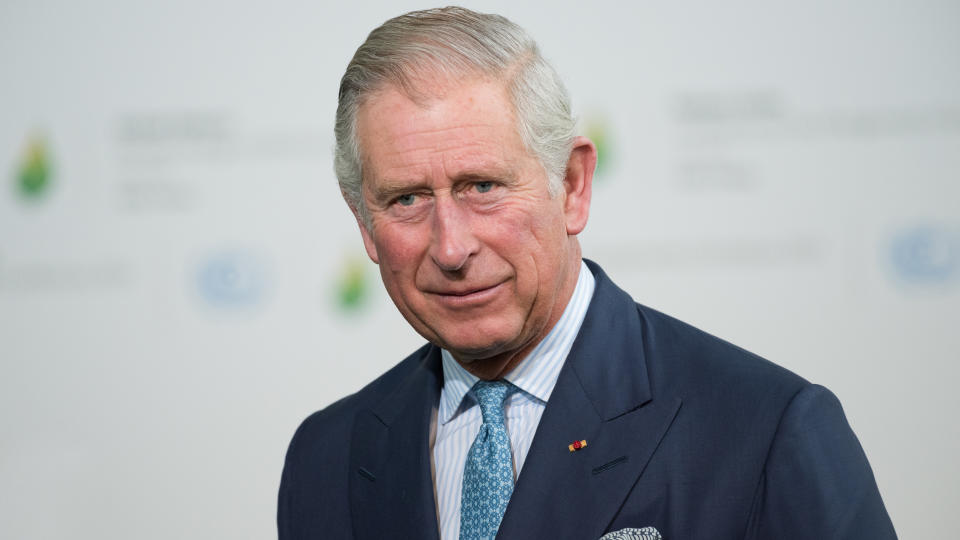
431,261,596,540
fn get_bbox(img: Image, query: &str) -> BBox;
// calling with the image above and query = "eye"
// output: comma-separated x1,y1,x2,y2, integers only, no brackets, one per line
395,193,417,206
474,181,494,193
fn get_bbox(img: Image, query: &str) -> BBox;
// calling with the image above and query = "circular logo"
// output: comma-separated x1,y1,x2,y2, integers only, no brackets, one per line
196,251,269,308
889,226,958,285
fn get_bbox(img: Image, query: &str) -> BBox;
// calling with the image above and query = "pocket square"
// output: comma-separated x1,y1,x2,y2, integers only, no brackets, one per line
599,527,662,540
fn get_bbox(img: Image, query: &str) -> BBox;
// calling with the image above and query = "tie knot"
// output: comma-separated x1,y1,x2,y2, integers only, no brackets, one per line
472,380,511,425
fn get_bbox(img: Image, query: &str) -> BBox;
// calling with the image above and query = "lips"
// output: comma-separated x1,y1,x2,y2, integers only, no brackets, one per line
424,281,506,307
434,284,499,296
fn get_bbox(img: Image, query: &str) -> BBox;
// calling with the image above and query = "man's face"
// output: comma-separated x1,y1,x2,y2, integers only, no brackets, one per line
354,79,586,368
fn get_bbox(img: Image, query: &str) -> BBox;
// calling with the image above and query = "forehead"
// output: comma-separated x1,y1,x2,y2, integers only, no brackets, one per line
355,79,533,182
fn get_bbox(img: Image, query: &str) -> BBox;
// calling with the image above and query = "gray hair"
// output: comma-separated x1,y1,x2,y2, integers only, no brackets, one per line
334,6,576,222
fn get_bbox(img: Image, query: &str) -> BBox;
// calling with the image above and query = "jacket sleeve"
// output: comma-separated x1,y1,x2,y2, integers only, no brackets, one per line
743,384,897,539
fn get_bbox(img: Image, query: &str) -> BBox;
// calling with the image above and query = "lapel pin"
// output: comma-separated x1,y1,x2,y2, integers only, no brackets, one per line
568,439,588,452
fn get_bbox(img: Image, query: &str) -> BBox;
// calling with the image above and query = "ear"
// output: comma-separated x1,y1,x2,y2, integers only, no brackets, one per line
350,203,380,264
562,136,596,235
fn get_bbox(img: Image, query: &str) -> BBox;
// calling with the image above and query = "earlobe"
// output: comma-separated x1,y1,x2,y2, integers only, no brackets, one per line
563,136,596,235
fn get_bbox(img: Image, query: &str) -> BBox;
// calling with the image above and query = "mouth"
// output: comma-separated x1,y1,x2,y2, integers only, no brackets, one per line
426,281,506,307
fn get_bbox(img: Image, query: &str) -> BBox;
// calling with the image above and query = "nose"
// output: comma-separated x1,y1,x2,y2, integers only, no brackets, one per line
429,196,479,273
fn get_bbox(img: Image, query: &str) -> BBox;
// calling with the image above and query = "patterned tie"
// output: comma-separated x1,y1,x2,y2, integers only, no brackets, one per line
459,380,514,540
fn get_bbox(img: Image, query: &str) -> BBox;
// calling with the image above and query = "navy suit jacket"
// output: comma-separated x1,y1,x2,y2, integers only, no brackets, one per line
279,261,896,539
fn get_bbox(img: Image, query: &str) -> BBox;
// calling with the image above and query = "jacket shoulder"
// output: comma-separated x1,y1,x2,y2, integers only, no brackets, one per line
288,342,434,449
278,342,434,539
635,302,808,402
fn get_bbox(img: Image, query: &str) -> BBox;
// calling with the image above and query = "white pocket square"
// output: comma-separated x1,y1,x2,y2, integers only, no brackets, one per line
599,527,662,540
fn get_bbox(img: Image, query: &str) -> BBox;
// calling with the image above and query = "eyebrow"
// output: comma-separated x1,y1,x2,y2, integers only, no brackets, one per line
452,169,518,184
368,181,429,206
369,167,518,205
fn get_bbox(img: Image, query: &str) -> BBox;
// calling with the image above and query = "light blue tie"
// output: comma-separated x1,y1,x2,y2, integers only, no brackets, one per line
459,380,514,540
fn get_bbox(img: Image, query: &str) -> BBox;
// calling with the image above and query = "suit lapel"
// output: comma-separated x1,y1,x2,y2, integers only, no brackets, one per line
349,347,442,540
497,261,682,539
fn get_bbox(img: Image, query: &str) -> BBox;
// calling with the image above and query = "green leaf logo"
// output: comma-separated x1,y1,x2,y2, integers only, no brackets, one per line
17,135,53,200
336,257,369,312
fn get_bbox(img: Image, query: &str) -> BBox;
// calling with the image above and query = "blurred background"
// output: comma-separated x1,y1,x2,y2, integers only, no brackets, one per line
1,0,958,538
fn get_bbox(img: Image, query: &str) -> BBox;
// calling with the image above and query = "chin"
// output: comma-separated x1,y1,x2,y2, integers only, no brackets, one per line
434,328,517,361
439,339,508,361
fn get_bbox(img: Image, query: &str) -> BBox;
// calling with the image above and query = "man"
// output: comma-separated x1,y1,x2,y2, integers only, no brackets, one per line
279,7,896,539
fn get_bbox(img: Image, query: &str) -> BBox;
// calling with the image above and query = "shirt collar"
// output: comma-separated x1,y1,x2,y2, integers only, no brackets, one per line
438,260,596,425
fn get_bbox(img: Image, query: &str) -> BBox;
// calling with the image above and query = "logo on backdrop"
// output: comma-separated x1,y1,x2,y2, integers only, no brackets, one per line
888,225,958,285
14,134,53,201
195,251,270,309
334,255,370,313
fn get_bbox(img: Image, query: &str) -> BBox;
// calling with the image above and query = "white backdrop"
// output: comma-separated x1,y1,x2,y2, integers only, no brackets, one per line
1,1,958,538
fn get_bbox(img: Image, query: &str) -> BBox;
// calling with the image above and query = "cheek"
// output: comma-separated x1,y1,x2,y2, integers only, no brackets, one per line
478,211,534,253
485,201,567,255
373,232,426,308
374,225,428,267
481,207,566,289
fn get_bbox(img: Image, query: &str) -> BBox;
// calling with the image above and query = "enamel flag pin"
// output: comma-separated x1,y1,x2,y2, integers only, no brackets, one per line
568,439,588,452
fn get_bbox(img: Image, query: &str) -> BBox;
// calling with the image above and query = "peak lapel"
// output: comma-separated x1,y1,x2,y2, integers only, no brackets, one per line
497,262,682,539
349,347,442,540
